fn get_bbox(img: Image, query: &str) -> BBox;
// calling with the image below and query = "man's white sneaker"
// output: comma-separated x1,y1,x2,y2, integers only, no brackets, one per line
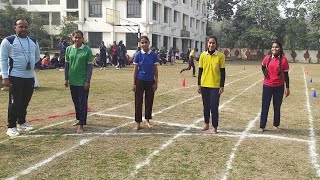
6,128,20,137
17,123,33,131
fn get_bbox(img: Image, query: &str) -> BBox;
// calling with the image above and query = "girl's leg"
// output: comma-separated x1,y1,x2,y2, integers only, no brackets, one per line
134,80,144,131
273,85,284,128
145,81,155,128
260,84,273,130
201,87,210,131
210,88,220,133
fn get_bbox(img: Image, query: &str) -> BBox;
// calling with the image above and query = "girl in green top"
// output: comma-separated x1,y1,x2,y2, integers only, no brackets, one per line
64,30,93,133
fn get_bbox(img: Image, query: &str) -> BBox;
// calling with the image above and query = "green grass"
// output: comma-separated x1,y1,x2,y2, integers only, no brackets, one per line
0,61,319,179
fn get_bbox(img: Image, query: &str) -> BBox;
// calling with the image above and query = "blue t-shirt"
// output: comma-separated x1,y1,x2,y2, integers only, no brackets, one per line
133,50,159,81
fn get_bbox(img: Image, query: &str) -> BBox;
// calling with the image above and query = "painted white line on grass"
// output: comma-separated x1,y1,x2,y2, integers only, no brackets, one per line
127,75,264,179
221,66,295,180
227,70,247,77
221,113,260,180
4,70,262,178
127,118,203,179
303,66,320,177
5,138,91,180
16,130,311,144
94,85,197,115
246,134,311,143
4,121,134,180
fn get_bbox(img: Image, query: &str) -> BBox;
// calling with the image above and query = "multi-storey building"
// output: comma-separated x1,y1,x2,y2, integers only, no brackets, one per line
2,0,208,54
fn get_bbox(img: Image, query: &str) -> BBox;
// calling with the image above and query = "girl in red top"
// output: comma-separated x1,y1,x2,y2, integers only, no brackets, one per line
260,41,290,132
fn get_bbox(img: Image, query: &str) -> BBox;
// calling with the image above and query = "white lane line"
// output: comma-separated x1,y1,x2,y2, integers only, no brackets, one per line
221,66,295,180
228,70,247,77
4,70,262,179
93,85,197,114
5,138,91,180
127,74,264,179
15,130,311,144
303,66,320,177
4,121,134,180
127,118,203,179
221,113,260,180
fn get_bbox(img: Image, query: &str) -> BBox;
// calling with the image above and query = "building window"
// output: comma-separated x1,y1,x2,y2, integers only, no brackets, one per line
67,11,79,20
127,0,141,18
183,0,187,4
67,0,78,9
196,0,200,10
30,0,45,4
196,20,199,29
163,36,168,48
39,12,49,25
126,33,138,50
52,12,61,25
152,34,158,48
153,2,158,20
88,32,102,48
89,0,102,17
190,17,194,28
12,0,27,4
48,0,60,4
164,7,169,23
174,11,178,23
202,3,206,15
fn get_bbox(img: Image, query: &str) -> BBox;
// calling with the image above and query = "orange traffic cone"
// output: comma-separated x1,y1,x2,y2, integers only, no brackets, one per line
243,66,246,70
182,78,186,87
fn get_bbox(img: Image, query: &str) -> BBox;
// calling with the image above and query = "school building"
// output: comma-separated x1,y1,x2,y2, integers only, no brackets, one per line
1,0,208,54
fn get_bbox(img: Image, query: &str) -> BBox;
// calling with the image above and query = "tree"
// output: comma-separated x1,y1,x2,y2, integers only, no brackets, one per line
58,16,78,41
230,0,281,49
29,12,50,47
207,0,238,47
0,3,50,47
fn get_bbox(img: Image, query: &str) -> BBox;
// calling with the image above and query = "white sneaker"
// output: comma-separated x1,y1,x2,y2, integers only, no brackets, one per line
6,128,20,137
17,123,33,131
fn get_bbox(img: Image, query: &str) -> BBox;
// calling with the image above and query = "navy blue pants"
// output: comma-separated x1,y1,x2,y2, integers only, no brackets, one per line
201,87,220,128
70,85,89,125
260,84,284,128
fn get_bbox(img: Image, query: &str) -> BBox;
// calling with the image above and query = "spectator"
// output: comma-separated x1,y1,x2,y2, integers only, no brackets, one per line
99,41,107,69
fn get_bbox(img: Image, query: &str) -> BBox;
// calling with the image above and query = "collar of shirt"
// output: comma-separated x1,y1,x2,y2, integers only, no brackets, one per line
72,44,84,49
271,54,283,59
141,49,152,54
205,50,218,55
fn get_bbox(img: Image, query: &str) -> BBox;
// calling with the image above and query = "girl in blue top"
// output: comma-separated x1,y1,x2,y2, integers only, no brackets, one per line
132,36,159,131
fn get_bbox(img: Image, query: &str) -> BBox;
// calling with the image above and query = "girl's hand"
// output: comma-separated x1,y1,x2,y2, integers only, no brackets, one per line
197,86,201,94
219,87,224,94
132,84,136,92
285,88,290,97
153,83,158,92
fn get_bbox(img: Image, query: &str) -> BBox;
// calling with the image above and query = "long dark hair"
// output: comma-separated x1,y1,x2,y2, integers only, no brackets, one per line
266,41,283,77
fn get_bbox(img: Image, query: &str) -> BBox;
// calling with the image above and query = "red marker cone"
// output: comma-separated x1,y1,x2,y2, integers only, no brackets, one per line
182,78,186,87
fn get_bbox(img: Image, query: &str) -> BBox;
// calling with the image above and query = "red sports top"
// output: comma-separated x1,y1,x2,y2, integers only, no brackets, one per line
262,55,289,87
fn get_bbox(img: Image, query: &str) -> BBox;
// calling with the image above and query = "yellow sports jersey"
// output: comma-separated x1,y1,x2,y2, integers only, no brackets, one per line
199,50,225,88
189,50,195,59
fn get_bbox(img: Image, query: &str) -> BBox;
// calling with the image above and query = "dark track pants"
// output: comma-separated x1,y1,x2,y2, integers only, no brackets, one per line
135,80,155,123
260,84,284,128
8,76,34,128
70,85,89,125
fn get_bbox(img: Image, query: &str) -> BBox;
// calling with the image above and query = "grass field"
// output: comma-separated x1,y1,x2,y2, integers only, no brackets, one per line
0,60,320,180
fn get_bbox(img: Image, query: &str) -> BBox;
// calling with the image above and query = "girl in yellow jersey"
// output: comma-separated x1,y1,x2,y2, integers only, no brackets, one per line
198,36,226,134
